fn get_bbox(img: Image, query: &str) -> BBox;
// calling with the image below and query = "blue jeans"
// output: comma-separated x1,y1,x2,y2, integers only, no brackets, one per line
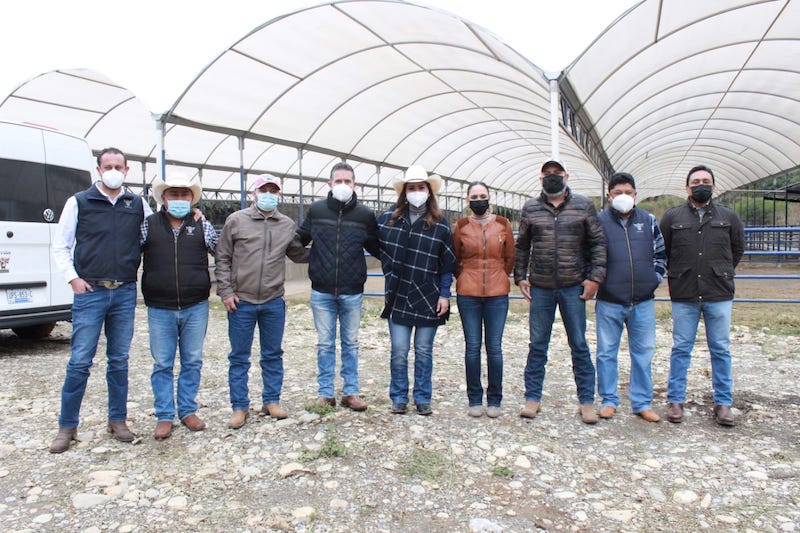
227,298,286,410
310,289,363,397
457,295,508,407
668,300,733,405
58,283,137,428
148,301,208,422
595,299,656,413
388,319,438,405
524,285,595,404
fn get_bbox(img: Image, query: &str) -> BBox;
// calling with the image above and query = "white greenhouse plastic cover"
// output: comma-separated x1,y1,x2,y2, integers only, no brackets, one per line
1,0,798,207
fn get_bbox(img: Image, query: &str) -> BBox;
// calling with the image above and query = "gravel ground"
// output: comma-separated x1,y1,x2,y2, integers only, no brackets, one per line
0,291,799,533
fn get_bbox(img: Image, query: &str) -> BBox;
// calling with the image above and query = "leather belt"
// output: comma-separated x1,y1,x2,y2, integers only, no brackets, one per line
91,280,125,289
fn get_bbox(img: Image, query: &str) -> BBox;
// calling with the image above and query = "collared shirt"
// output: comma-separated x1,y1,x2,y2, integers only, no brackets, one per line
52,185,153,283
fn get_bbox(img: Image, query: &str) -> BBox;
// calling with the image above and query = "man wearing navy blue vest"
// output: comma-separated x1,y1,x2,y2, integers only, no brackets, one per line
141,173,218,440
50,148,153,453
595,172,666,423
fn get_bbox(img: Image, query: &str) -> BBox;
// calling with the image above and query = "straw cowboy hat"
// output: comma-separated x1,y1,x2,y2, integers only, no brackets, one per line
392,164,442,196
152,173,203,205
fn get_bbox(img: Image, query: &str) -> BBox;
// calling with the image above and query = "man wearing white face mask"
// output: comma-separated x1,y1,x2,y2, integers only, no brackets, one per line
215,174,308,429
50,147,154,453
296,162,380,411
595,172,666,423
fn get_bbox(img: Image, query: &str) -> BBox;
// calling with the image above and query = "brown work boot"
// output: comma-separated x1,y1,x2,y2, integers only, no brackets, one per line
666,402,684,423
181,414,206,431
107,420,135,442
316,397,336,408
154,421,173,440
49,427,77,453
580,404,598,424
261,403,288,420
519,400,541,419
713,404,735,427
599,405,616,419
636,409,661,423
227,409,249,429
341,395,367,412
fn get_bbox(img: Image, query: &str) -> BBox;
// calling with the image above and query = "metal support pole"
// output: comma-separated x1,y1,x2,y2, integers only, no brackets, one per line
238,137,246,209
548,76,560,160
298,148,304,225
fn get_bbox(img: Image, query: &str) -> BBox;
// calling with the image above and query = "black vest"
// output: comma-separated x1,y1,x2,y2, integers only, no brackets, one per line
597,208,660,305
141,211,211,309
74,184,144,282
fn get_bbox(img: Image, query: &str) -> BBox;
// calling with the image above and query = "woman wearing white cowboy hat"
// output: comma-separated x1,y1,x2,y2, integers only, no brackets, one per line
376,165,456,416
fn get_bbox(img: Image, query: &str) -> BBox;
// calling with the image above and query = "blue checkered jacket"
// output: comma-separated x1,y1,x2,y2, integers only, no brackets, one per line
377,210,455,326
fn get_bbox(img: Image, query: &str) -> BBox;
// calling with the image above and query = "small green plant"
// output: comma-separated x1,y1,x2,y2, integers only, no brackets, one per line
400,448,453,484
491,465,514,478
300,424,347,462
304,399,338,417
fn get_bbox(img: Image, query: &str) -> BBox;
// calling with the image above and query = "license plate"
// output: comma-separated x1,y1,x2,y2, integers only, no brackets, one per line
6,288,34,304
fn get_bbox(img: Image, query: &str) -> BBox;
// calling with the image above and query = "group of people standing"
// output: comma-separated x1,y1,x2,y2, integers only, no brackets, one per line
47,149,743,454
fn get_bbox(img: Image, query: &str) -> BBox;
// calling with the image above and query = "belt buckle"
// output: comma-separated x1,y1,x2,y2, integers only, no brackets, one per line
98,281,123,289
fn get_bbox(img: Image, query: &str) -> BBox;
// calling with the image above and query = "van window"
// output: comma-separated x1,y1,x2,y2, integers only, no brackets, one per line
0,158,90,223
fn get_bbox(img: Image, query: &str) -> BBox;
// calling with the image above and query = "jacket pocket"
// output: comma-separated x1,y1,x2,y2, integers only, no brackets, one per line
407,281,438,315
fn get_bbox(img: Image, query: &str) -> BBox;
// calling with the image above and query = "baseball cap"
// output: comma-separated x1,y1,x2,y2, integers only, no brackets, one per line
541,160,567,173
252,174,281,191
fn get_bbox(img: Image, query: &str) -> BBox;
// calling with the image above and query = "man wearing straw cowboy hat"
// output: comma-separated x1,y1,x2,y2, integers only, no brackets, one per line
141,173,218,440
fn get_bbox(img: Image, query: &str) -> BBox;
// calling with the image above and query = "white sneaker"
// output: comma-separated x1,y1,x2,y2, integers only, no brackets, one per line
468,405,484,417
486,406,501,418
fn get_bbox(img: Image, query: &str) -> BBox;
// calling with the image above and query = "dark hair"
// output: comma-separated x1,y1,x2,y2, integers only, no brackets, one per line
96,147,126,167
608,172,636,191
686,165,714,186
388,182,443,229
466,181,490,196
329,161,354,181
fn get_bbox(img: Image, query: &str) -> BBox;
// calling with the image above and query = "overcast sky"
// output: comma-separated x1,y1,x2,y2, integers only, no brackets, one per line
0,0,639,112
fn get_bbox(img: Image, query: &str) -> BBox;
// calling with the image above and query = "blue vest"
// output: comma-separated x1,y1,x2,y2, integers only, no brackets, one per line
74,184,144,283
597,208,660,305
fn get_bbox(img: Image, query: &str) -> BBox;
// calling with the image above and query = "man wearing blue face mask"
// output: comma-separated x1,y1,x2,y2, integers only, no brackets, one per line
660,165,744,427
215,174,309,429
595,172,666,423
50,147,153,453
140,173,218,440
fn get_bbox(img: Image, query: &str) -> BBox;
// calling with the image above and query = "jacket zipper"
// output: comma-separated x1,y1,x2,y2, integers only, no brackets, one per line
623,221,634,305
482,225,487,296
258,217,269,302
174,226,181,309
334,207,343,297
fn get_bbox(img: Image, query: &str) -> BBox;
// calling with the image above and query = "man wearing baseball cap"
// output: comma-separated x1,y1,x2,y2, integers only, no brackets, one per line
141,173,218,440
514,159,607,424
215,174,308,429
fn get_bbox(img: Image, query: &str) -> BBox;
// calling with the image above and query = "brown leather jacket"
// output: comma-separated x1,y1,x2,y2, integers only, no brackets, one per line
453,215,515,297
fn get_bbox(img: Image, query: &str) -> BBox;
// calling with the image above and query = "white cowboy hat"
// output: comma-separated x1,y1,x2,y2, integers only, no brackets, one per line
152,173,202,205
392,164,442,196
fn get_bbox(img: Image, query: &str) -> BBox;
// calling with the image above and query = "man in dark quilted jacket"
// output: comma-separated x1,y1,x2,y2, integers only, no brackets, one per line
297,162,380,412
514,160,607,424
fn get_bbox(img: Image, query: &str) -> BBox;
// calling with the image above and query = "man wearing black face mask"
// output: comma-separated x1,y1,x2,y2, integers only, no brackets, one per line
660,165,744,427
514,160,607,424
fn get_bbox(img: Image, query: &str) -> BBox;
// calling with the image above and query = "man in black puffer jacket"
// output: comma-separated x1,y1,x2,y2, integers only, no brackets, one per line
297,162,380,412
514,160,607,424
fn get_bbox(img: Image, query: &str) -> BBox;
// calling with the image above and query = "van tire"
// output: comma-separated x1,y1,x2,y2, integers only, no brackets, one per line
12,323,56,339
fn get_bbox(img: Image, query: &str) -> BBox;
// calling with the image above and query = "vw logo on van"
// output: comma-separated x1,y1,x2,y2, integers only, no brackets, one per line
42,209,55,223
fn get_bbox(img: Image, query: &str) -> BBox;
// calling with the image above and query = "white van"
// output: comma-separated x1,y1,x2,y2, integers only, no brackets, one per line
0,121,94,338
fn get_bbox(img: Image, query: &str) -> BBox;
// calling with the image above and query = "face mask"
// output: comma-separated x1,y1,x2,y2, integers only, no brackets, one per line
542,174,565,196
166,200,191,219
690,184,713,203
331,183,354,203
407,190,429,208
101,169,125,190
610,194,635,214
469,199,490,216
256,192,279,212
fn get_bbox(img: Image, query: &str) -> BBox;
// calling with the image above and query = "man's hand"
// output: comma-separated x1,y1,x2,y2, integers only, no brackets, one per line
580,279,599,300
223,295,239,312
69,278,93,295
518,279,531,303
192,207,205,222
436,297,450,317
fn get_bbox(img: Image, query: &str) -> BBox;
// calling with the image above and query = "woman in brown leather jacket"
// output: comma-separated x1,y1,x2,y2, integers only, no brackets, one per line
453,182,515,418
